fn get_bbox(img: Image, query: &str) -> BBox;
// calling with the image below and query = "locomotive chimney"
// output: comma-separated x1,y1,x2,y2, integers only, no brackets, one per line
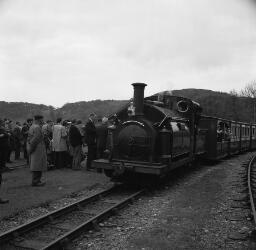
132,82,147,116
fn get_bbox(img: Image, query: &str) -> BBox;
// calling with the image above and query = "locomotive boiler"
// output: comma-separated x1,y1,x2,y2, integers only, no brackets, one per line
93,83,206,179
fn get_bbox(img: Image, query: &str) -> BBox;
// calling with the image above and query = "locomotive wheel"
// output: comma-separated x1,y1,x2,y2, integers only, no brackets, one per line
104,169,114,177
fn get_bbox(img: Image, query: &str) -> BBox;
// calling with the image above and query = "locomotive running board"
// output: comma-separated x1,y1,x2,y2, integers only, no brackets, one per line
93,159,167,175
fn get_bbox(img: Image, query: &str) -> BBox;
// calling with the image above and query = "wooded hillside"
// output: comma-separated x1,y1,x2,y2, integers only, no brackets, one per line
0,89,254,123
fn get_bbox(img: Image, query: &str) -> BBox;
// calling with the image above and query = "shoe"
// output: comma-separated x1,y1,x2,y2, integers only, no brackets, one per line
32,181,46,187
87,168,96,172
0,198,9,204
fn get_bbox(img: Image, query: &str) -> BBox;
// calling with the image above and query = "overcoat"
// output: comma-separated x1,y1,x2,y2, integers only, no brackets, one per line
69,125,82,147
85,120,96,145
27,124,47,172
96,123,108,150
52,124,68,152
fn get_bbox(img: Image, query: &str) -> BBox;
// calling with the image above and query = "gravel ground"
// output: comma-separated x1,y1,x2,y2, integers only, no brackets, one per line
0,184,113,234
69,152,256,250
0,160,110,219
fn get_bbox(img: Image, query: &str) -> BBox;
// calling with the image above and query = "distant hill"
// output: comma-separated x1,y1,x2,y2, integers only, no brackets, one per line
0,100,128,123
0,89,254,123
0,101,53,123
57,100,128,121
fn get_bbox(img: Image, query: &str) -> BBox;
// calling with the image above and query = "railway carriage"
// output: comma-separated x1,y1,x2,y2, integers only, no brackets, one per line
241,123,251,152
197,117,230,160
230,121,240,155
251,125,256,150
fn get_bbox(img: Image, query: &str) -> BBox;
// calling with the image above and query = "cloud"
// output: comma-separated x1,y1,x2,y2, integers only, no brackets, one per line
0,0,256,106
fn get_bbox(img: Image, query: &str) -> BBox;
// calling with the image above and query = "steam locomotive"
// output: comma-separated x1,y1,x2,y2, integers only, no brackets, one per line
93,83,256,180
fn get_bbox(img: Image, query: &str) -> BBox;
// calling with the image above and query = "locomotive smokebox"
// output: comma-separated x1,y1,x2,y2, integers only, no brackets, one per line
132,82,147,116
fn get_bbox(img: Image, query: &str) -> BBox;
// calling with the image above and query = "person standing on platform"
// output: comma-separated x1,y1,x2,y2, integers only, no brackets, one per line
42,120,54,168
96,117,108,158
27,115,47,187
52,118,68,168
0,119,9,203
22,118,33,164
69,120,82,170
85,113,97,170
13,121,22,160
5,120,14,163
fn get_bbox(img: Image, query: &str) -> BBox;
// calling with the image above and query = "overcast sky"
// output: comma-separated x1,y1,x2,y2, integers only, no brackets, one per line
0,0,256,107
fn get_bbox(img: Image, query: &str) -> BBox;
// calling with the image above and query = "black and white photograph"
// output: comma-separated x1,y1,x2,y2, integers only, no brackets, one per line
0,0,256,249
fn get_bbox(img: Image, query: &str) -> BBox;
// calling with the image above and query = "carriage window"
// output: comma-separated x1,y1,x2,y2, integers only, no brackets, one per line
232,125,236,137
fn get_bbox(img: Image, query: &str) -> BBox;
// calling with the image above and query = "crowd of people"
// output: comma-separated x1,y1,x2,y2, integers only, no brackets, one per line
0,113,109,204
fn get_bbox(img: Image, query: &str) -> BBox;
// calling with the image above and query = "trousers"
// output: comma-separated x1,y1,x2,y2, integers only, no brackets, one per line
32,171,42,184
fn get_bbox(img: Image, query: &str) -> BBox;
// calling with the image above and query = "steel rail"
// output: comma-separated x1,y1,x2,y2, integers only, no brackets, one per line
247,155,256,226
0,186,117,245
42,189,145,250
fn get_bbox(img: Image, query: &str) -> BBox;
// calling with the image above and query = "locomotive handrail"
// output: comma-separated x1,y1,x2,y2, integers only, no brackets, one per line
158,115,170,128
157,116,189,129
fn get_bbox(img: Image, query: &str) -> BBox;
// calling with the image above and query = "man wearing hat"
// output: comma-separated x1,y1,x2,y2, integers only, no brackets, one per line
27,115,47,186
22,118,33,164
69,119,83,170
85,113,97,170
0,119,9,203
96,117,108,159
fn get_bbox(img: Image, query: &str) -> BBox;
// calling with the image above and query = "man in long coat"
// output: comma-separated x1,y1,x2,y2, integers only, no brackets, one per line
22,118,33,164
69,120,82,170
52,118,68,168
85,113,97,170
0,119,9,203
96,117,108,158
27,115,47,186
13,121,22,160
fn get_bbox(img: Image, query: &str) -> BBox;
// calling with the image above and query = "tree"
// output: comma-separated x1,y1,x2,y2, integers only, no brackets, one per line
240,81,256,98
240,81,256,122
229,89,239,97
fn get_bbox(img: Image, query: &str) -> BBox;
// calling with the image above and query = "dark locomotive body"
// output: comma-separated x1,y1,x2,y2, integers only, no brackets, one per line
93,83,256,180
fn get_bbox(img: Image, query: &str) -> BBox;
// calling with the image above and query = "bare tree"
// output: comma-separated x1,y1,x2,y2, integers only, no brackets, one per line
240,80,256,98
229,89,239,97
240,80,256,123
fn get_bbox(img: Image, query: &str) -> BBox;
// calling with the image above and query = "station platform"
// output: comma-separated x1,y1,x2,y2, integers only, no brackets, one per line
0,160,109,219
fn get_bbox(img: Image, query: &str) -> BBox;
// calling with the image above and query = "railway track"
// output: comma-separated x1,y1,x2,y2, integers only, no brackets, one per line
247,155,256,228
0,185,145,250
